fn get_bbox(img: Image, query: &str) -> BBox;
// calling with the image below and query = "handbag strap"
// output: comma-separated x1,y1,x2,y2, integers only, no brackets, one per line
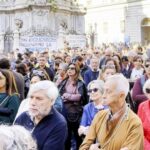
0,96,10,107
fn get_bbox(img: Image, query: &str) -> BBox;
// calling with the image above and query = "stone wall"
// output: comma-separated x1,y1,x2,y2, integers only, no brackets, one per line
0,0,86,52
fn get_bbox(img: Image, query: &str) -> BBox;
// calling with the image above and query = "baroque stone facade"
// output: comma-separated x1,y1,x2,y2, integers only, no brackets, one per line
0,0,86,52
85,0,150,47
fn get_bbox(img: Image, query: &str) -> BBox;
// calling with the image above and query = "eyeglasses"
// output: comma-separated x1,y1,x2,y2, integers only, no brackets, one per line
88,88,99,94
32,70,47,79
145,88,150,94
68,67,76,70
145,64,150,68
102,65,116,70
82,54,86,56
94,52,99,54
135,60,142,63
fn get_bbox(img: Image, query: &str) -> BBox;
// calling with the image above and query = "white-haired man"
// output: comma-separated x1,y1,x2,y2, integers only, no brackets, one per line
15,81,67,150
80,74,144,150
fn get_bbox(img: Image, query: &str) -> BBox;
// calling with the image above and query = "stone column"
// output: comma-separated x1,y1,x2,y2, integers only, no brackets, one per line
13,30,20,51
57,26,66,50
0,32,5,53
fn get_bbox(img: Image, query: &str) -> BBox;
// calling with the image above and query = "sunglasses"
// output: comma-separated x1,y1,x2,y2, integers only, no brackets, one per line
88,88,99,94
32,70,46,78
145,64,150,68
94,52,99,54
68,67,75,70
146,88,150,94
82,54,86,56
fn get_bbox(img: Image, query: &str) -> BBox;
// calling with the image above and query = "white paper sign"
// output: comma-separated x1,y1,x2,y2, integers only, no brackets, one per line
19,36,57,51
66,35,86,48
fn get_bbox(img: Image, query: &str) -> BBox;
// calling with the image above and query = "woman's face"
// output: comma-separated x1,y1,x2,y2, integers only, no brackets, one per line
106,60,114,66
88,83,102,101
103,68,116,81
30,76,41,84
67,64,76,77
134,58,142,68
0,72,6,89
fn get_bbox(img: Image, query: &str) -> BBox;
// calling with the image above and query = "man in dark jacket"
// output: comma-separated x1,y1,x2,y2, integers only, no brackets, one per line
84,57,100,87
35,55,55,81
15,81,67,150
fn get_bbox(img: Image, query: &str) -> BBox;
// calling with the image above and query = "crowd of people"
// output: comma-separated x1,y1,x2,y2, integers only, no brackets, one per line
0,43,150,150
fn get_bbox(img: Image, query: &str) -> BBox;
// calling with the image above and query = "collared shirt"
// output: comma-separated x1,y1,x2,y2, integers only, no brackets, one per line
15,107,67,150
80,102,108,127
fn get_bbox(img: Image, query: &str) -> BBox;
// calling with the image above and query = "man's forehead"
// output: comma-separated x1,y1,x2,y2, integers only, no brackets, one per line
104,80,116,89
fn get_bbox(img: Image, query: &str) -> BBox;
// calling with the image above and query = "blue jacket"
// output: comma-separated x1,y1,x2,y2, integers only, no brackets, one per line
15,107,67,150
84,69,99,87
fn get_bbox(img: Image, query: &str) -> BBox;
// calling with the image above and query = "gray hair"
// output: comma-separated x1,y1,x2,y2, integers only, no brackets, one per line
88,80,104,94
59,63,68,71
107,74,129,97
0,125,37,150
28,80,59,104
143,79,150,94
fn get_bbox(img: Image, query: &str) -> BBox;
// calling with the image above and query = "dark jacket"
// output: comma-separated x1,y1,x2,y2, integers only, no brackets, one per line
15,107,67,150
0,93,20,124
58,78,88,106
84,68,99,87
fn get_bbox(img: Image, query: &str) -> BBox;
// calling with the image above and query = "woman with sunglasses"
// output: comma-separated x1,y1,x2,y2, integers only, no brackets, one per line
78,80,108,137
0,69,20,124
138,79,150,150
58,63,87,150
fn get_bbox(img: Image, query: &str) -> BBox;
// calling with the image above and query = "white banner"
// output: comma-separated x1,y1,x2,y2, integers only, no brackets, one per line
66,35,86,48
19,36,57,51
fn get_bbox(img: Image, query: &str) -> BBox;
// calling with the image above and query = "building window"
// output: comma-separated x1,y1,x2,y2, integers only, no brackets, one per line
103,22,108,34
120,20,125,33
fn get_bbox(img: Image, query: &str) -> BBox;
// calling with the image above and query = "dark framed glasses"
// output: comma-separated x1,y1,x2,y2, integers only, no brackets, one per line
102,65,115,70
145,88,150,94
68,67,76,70
88,88,99,94
145,64,150,68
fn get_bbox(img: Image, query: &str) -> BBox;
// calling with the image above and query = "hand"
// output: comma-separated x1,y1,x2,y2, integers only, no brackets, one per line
120,147,129,150
78,126,84,136
62,93,71,99
89,143,101,150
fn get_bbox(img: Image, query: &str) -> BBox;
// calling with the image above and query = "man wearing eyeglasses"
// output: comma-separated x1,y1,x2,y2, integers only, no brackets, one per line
132,58,150,112
80,74,144,150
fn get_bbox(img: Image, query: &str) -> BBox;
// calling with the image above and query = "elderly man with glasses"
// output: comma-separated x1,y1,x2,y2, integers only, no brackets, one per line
15,81,67,150
80,74,144,150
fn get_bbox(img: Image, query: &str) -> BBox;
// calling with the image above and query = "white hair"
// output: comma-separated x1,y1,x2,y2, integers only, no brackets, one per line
107,74,129,97
28,80,59,104
0,125,37,150
143,79,150,94
88,80,104,94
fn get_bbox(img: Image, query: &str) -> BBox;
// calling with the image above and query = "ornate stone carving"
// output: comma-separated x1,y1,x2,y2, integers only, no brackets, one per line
32,9,49,16
34,0,47,5
20,26,56,36
15,19,23,29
